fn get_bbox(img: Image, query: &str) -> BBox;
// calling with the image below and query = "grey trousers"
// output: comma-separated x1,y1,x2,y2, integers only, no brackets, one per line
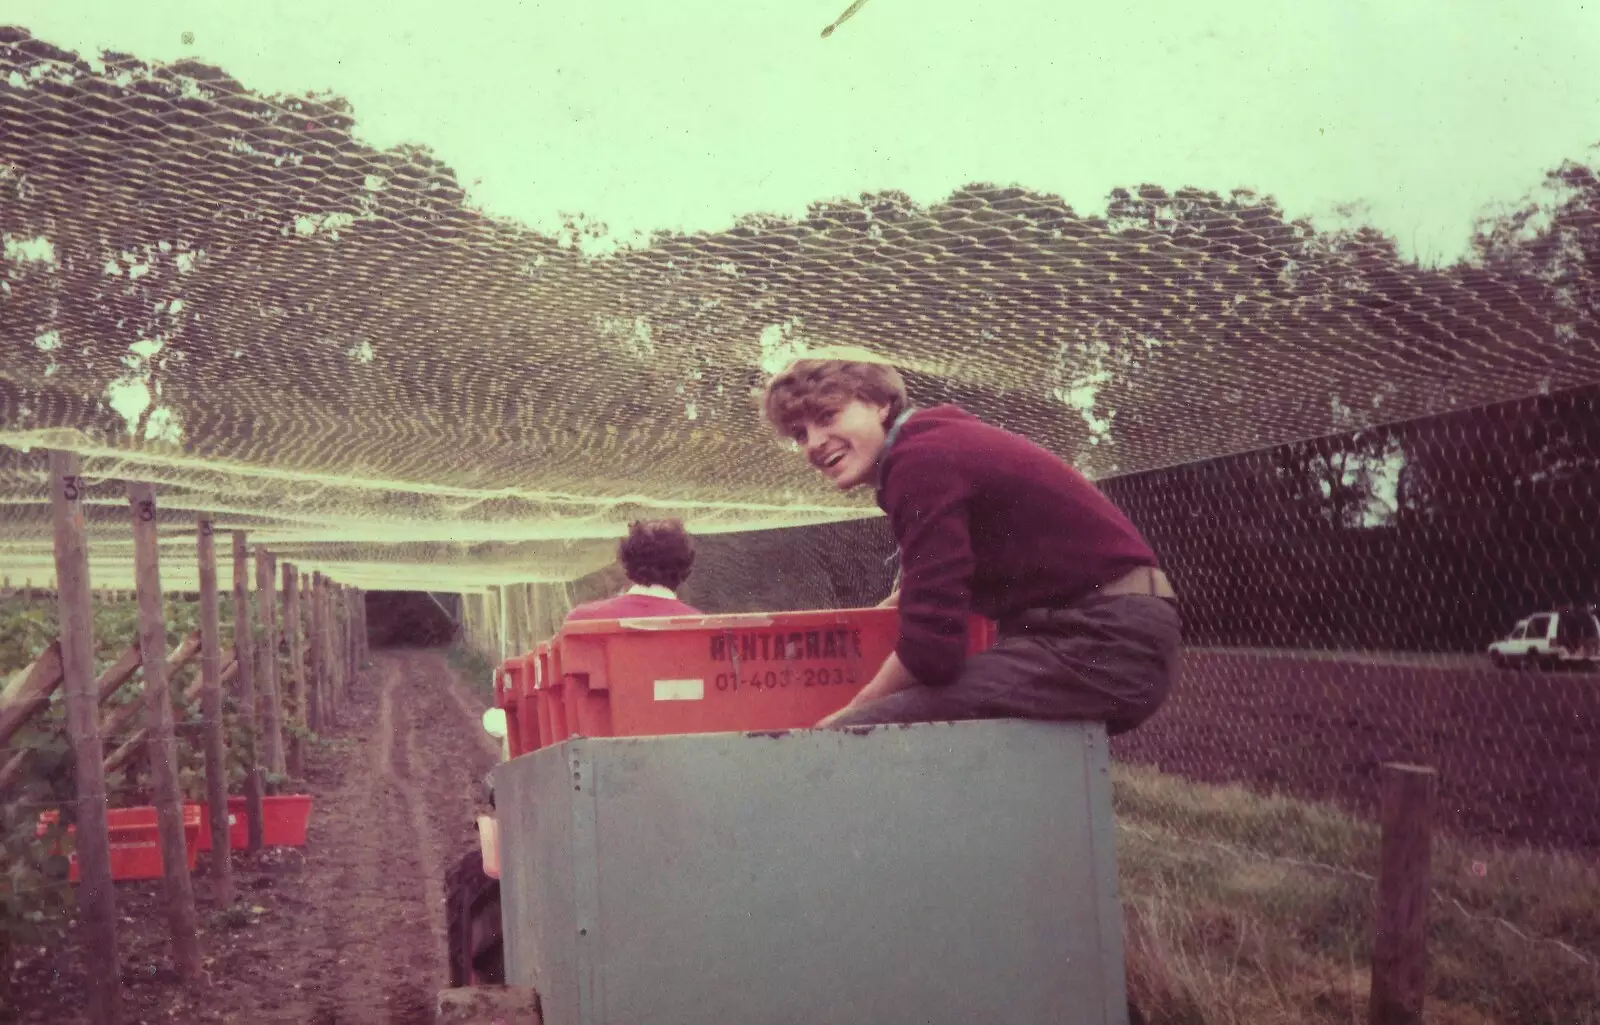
827,594,1181,736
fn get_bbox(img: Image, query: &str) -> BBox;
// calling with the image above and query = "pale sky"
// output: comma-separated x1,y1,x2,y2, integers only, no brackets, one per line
9,0,1600,264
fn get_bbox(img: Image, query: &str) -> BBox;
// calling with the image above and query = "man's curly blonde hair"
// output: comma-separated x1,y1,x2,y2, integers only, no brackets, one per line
761,345,908,440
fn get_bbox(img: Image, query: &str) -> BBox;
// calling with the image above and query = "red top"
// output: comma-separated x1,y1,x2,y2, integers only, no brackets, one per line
876,404,1158,687
564,592,703,623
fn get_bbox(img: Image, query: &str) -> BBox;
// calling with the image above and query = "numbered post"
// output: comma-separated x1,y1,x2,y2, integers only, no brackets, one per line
50,454,124,1024
125,482,202,981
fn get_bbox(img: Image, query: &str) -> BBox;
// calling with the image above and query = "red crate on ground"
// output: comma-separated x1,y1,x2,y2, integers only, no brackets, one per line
36,805,203,882
193,795,314,851
530,606,993,747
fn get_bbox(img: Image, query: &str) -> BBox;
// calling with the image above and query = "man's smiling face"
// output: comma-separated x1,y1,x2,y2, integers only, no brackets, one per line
790,398,891,491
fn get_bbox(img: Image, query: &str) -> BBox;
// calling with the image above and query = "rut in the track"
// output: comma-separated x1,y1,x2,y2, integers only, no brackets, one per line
296,652,498,1025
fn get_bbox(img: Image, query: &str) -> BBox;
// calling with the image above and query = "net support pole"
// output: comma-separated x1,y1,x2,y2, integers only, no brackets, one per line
126,482,202,982
308,572,325,733
346,587,355,687
350,588,361,679
322,573,337,726
1370,763,1437,1025
345,587,356,691
231,531,264,853
49,452,122,1025
326,579,343,720
196,515,233,904
283,562,305,774
254,546,285,780
329,583,343,711
497,585,508,666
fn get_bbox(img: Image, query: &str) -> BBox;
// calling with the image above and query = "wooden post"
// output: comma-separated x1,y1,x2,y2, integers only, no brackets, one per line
313,572,332,727
345,588,358,690
332,584,346,707
304,572,322,734
125,482,202,982
349,587,360,665
1370,763,1438,1025
254,546,285,779
495,585,507,665
356,588,367,665
334,583,348,711
49,452,123,1025
231,532,264,853
196,515,232,904
283,562,305,774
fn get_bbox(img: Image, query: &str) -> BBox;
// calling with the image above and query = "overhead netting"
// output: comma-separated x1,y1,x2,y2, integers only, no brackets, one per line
2,25,1600,597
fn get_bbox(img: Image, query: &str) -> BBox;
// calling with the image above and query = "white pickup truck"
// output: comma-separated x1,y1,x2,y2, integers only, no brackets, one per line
1488,607,1600,670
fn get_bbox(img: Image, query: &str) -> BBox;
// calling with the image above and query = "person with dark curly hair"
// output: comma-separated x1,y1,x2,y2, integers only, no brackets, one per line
564,519,703,622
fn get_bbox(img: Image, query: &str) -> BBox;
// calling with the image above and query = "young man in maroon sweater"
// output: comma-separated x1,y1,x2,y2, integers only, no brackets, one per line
762,347,1180,733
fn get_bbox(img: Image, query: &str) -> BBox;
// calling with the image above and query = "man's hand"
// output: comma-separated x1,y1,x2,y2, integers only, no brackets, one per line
816,706,852,728
816,652,919,726
876,588,900,609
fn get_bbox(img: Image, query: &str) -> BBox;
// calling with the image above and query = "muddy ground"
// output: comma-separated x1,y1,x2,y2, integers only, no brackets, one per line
3,651,499,1025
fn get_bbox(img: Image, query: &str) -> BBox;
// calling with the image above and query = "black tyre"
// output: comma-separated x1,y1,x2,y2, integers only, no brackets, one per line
445,849,504,987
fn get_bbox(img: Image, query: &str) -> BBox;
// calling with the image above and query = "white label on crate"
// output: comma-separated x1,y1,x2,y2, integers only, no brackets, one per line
653,678,705,701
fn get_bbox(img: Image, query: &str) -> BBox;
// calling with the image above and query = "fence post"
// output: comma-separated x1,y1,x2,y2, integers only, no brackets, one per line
195,515,232,905
254,547,284,779
333,584,347,704
335,585,346,695
125,482,202,982
231,532,264,853
345,587,358,688
323,576,338,724
317,573,331,727
356,588,368,665
1370,763,1437,1025
306,572,323,733
283,562,305,774
49,452,123,1024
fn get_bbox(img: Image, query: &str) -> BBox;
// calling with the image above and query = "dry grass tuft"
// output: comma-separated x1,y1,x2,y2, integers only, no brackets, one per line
1113,765,1599,1025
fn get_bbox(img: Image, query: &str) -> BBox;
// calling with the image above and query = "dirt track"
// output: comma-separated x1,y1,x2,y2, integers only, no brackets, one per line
4,650,499,1025
294,651,494,1024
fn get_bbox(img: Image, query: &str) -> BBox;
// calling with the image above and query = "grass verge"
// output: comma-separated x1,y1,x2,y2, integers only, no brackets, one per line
444,641,497,705
1113,764,1600,1024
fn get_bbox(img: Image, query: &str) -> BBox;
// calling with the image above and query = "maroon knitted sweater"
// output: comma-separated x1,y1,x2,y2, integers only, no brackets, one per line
876,404,1158,686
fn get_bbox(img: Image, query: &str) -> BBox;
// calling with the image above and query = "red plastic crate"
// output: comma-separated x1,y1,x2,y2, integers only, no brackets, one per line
506,653,539,759
515,606,993,749
494,663,524,759
194,795,314,850
36,805,203,882
496,643,556,758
